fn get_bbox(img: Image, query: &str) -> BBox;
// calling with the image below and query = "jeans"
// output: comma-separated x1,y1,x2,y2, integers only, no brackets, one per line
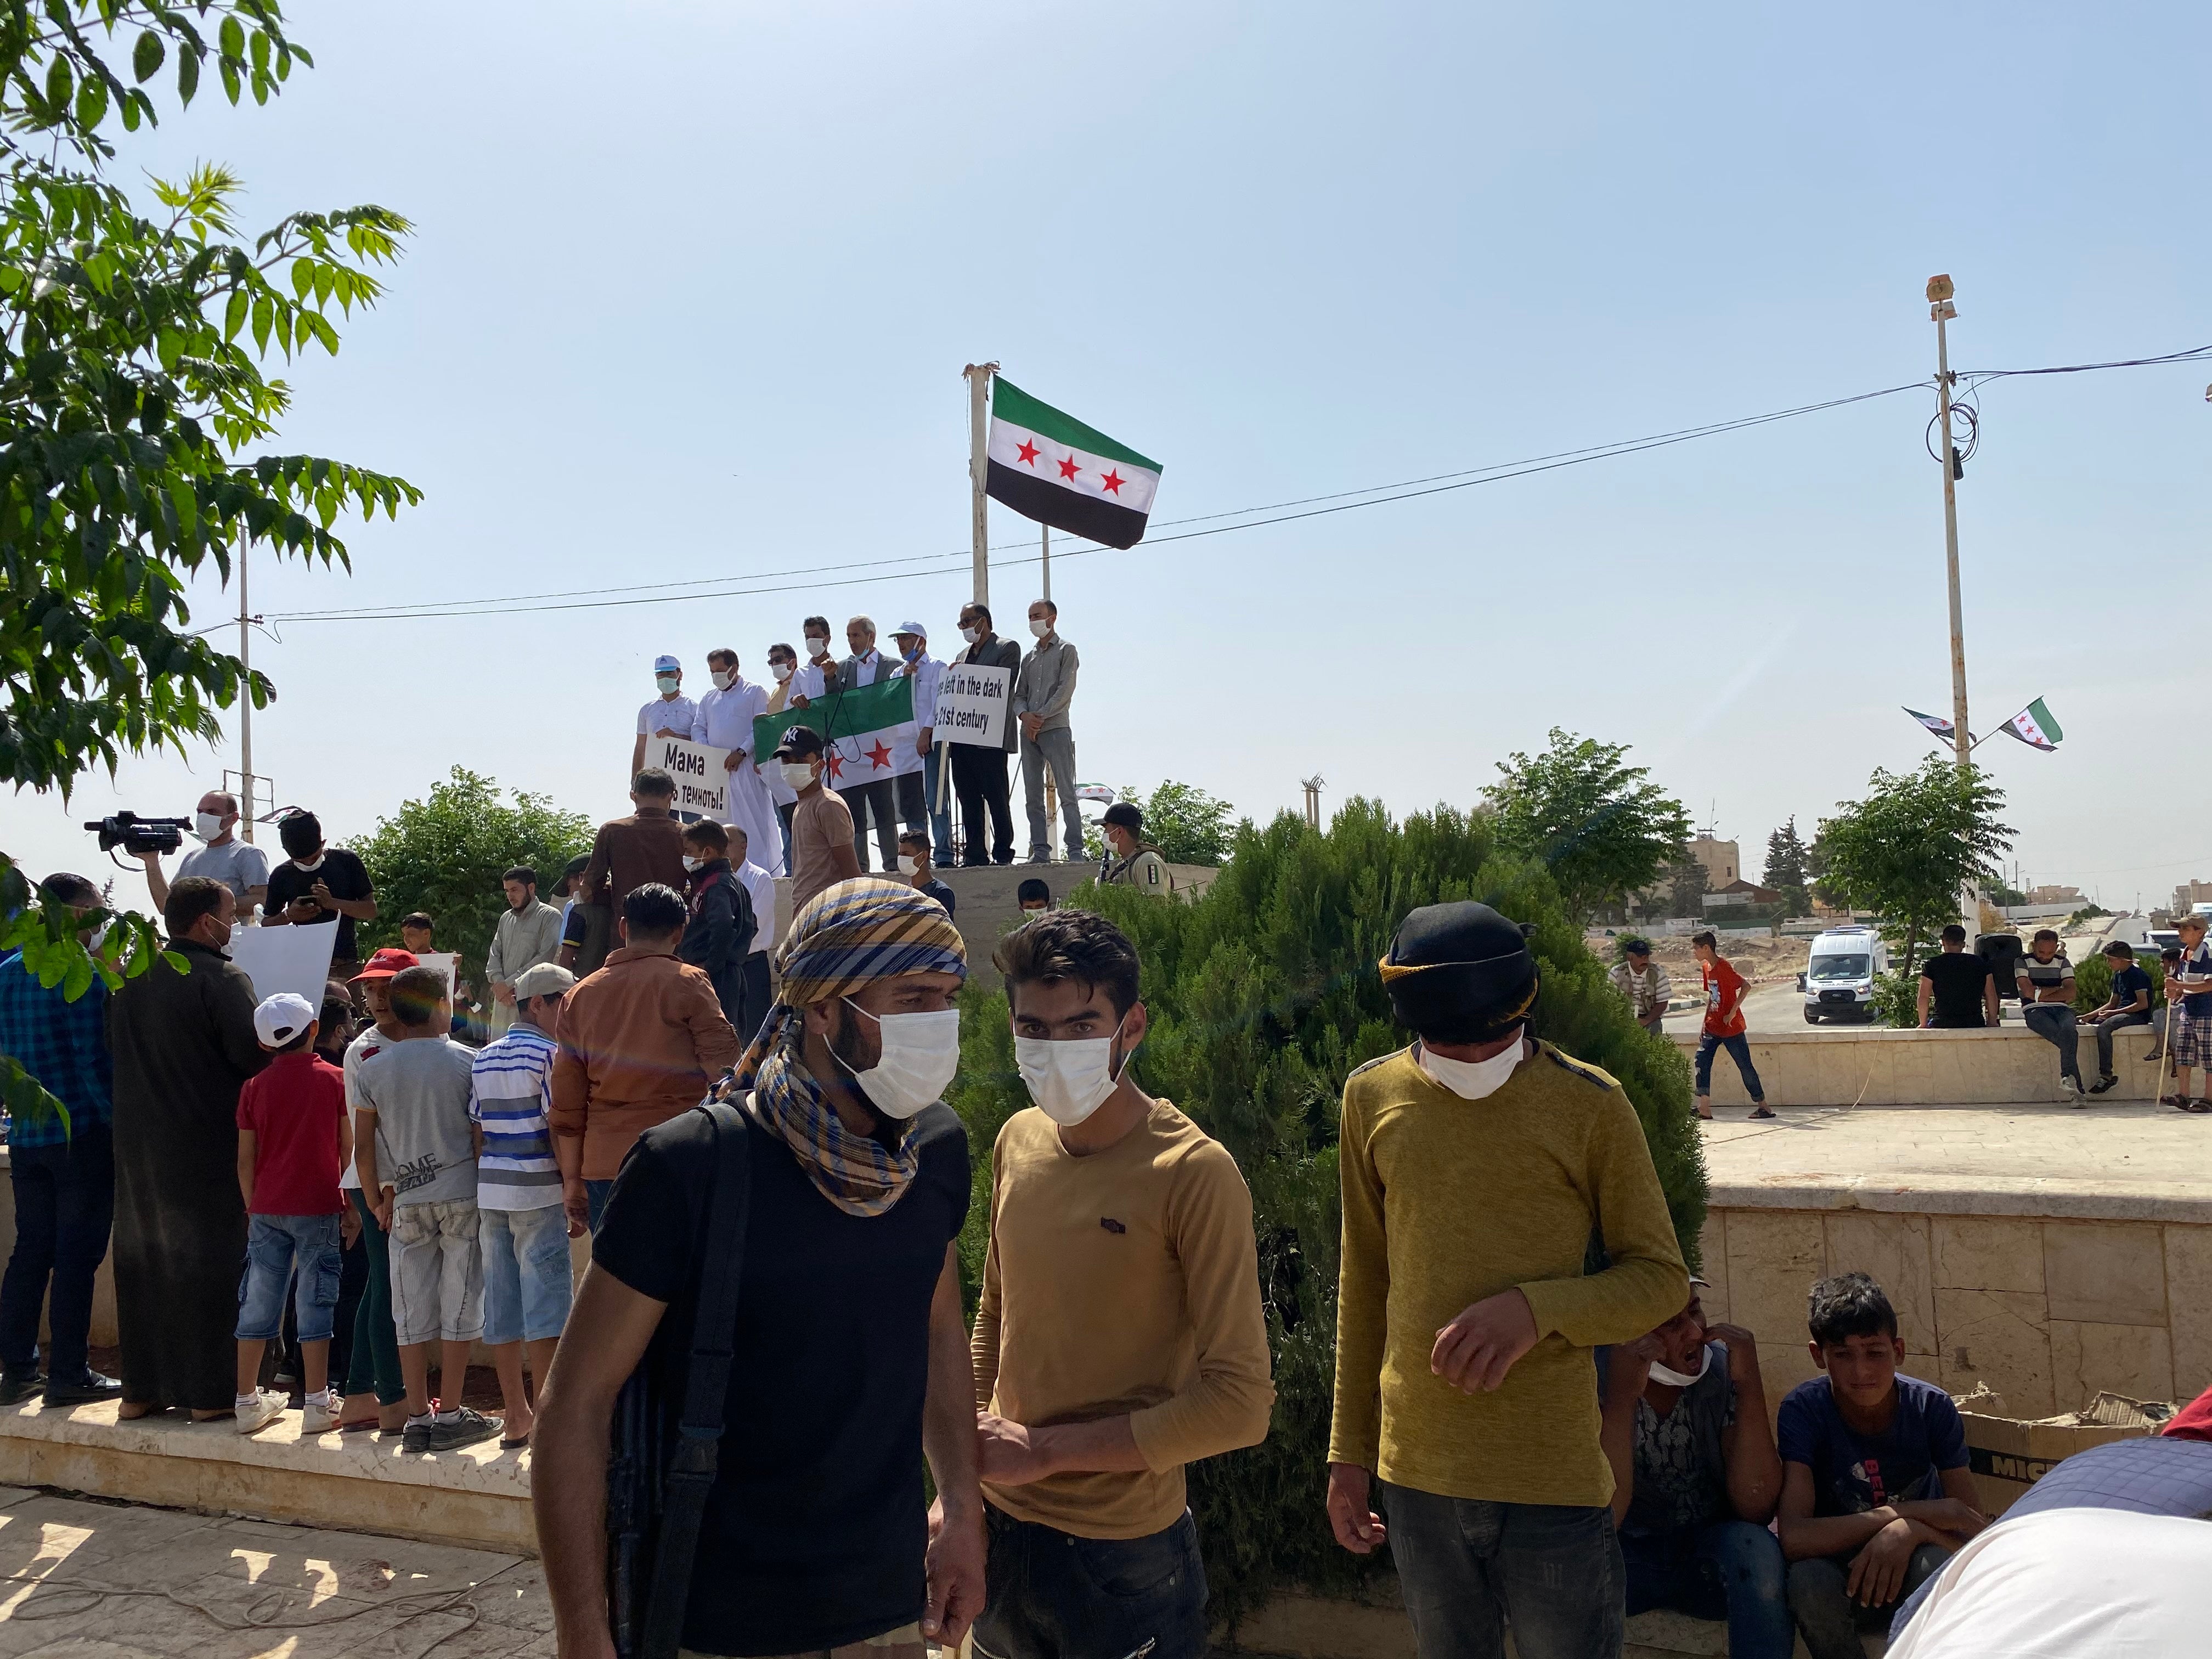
0,1125,114,1385
345,1188,405,1404
1021,725,1083,860
1377,1481,1623,1659
236,1212,343,1342
479,1204,573,1345
1693,1032,1765,1103
1621,1521,1792,1659
921,748,955,863
839,778,900,871
953,745,1015,865
1786,1543,1948,1659
973,1506,1207,1659
2023,1002,2081,1080
2092,1008,2152,1076
586,1178,616,1232
774,802,795,872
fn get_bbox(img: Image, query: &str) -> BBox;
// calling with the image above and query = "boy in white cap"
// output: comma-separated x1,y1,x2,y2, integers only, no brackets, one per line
630,653,697,786
233,991,352,1435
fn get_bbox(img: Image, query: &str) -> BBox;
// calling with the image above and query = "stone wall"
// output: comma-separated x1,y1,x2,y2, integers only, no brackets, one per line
1675,1022,2167,1107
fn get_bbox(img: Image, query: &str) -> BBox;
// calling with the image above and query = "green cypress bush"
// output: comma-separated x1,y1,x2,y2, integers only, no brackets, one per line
949,799,1709,1626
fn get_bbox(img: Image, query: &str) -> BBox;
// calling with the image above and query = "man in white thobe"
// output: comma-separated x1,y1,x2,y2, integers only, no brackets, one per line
691,648,783,877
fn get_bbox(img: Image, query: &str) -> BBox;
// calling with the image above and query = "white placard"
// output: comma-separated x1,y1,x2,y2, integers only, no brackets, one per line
413,951,459,1003
227,919,339,1006
932,663,1012,748
655,736,733,817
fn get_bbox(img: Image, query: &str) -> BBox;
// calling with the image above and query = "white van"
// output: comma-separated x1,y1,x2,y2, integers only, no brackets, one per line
1799,926,1890,1023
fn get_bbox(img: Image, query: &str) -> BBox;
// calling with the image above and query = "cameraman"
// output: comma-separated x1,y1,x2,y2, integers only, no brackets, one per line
141,791,269,915
261,812,377,973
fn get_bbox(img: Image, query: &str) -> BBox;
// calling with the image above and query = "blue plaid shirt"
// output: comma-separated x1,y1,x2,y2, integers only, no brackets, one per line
0,950,113,1145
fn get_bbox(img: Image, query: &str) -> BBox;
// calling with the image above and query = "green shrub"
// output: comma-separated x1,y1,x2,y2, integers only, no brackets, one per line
949,798,1709,1626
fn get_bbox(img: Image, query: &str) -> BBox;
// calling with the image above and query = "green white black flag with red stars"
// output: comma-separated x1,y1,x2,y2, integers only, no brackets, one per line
986,378,1162,549
1999,696,2062,752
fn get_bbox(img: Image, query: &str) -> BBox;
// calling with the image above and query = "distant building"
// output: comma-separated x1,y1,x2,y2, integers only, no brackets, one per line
1703,878,1782,909
1689,834,1739,889
2025,884,2083,906
2174,878,2212,914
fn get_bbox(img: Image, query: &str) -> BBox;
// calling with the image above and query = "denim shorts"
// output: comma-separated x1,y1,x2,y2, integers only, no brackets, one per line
388,1199,484,1345
479,1203,574,1345
236,1212,343,1342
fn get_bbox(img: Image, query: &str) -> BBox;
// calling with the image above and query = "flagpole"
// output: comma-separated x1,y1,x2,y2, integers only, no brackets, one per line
1041,522,1050,603
963,362,997,608
1928,276,1971,775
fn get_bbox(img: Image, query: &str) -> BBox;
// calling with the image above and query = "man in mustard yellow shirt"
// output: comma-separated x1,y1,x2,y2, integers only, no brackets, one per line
969,911,1274,1659
1326,901,1689,1659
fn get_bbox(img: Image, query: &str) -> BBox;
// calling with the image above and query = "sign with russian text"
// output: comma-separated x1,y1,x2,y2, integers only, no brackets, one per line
656,736,732,817
932,663,1012,748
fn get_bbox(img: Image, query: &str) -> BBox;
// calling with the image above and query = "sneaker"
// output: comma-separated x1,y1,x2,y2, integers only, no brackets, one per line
2058,1074,2081,1099
233,1388,287,1435
300,1390,340,1435
1024,851,1052,865
42,1369,122,1407
2086,1075,2119,1096
402,1405,503,1455
0,1371,44,1407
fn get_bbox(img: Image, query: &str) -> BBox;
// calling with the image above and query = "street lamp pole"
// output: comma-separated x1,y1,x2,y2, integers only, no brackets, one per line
1928,274,1970,774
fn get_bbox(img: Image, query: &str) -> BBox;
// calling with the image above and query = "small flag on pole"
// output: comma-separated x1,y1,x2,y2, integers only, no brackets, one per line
1999,697,2063,752
1904,707,1956,738
985,379,1162,549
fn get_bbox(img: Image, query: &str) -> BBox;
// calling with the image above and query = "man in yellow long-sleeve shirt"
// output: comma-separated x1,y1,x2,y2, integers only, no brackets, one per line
1327,901,1689,1659
969,911,1274,1659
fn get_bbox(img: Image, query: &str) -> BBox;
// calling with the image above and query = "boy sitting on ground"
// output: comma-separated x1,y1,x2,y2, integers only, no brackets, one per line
1777,1272,1984,1659
233,992,352,1436
353,965,500,1453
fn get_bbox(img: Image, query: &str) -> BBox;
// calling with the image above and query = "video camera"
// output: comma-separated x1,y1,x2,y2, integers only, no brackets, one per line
83,811,192,859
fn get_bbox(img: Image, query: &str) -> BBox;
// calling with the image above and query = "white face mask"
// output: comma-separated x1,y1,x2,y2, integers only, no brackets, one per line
710,669,735,691
1015,1015,1129,1126
1029,617,1051,639
898,855,919,875
805,637,831,658
291,853,324,873
193,811,225,842
682,855,704,872
1647,1345,1710,1389
1416,1028,1525,1099
656,674,680,695
960,626,980,645
832,997,961,1119
780,760,819,790
771,662,793,683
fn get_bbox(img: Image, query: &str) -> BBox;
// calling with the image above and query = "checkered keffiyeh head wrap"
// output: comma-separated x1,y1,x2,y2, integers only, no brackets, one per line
720,876,967,1217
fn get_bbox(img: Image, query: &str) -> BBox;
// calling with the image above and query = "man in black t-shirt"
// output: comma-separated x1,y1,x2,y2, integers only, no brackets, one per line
531,877,985,1659
1916,926,1996,1030
261,810,377,970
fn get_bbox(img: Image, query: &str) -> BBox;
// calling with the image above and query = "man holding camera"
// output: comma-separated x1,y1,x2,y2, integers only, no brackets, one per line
140,791,269,915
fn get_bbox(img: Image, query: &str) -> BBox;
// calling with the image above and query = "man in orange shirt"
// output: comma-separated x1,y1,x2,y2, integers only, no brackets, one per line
1692,930,1773,1121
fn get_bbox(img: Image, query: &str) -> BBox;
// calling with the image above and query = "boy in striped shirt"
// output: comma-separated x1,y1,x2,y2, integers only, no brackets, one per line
468,961,577,1446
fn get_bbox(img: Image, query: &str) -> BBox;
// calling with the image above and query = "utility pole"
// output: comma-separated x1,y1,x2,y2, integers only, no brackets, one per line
963,363,997,608
236,547,255,843
1301,775,1325,830
1928,275,1970,773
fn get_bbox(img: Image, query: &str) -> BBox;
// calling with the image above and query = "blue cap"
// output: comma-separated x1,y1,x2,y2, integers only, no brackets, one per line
653,654,680,673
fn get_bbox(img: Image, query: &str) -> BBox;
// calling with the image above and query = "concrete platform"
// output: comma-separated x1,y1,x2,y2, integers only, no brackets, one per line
1674,1020,2174,1107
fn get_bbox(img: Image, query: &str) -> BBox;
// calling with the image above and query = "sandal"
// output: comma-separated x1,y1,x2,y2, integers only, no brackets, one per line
2185,1098,2212,1114
1748,1105,1776,1119
2166,1094,2196,1110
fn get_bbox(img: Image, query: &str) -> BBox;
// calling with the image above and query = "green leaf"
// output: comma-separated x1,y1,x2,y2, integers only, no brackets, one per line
219,16,246,60
44,53,73,114
178,44,199,103
133,28,165,83
74,74,107,132
223,287,249,340
251,292,273,353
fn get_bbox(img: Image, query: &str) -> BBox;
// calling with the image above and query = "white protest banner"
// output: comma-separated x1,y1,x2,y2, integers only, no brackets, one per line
414,951,459,1004
227,919,339,1006
654,736,732,817
933,662,1012,748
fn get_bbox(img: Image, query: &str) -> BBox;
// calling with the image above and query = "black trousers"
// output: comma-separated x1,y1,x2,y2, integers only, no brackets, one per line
0,1126,114,1385
737,952,772,1048
952,745,1015,865
839,778,899,872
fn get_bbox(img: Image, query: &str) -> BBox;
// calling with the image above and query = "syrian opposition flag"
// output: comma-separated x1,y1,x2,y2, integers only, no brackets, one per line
1904,707,1956,739
986,378,1162,549
752,675,921,789
1999,696,2063,752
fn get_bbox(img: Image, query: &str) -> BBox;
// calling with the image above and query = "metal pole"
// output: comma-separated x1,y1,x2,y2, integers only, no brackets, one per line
963,362,996,608
237,546,254,844
1930,281,1970,772
1041,522,1051,604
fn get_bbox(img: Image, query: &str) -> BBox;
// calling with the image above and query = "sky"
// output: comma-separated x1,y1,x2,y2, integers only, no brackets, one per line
12,0,2212,912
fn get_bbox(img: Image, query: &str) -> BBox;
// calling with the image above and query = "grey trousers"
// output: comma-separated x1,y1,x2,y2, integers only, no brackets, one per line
1022,725,1084,859
838,779,899,872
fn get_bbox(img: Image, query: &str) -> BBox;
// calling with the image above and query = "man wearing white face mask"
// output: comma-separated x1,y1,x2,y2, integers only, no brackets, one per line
142,789,269,915
533,878,985,1659
692,647,784,877
1013,599,1082,864
777,725,861,913
630,654,698,788
1327,900,1688,1659
970,911,1274,1659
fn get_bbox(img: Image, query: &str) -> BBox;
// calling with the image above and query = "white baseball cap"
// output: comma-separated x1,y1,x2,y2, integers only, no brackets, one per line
892,620,927,640
253,991,318,1048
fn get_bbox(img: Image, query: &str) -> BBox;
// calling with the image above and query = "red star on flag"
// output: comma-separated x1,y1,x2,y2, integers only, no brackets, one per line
866,739,894,771
1057,455,1080,481
1017,439,1040,466
1099,469,1125,495
822,749,846,783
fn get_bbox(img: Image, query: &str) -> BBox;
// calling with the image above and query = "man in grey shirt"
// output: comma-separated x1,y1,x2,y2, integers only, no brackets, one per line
352,964,499,1453
1015,598,1082,863
484,865,564,1038
140,790,269,913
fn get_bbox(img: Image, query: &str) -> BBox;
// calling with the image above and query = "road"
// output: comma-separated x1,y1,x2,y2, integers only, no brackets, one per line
1662,980,1810,1035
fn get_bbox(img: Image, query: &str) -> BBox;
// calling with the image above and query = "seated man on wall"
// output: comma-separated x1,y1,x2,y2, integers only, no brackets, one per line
1599,1279,1790,1659
2079,939,2154,1096
1916,926,1996,1030
2012,929,2082,1098
1777,1273,1984,1659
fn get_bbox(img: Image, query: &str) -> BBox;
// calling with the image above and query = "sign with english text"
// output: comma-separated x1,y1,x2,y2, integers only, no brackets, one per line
656,736,732,817
932,663,1012,748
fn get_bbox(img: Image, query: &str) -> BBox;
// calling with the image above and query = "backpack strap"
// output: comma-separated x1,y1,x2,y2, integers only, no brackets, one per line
638,1098,752,1659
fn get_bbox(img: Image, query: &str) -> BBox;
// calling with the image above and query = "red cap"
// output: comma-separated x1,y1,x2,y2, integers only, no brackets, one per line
349,947,421,983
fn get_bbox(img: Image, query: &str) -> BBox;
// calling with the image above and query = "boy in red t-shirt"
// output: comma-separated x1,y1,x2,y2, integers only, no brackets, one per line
1692,930,1774,1121
234,992,353,1436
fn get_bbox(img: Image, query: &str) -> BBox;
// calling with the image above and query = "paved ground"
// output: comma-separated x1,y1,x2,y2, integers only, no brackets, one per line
0,1487,548,1659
